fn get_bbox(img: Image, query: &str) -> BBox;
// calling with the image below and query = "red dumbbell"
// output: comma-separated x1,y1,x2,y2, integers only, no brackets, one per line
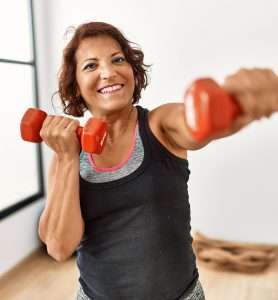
183,78,242,142
20,108,107,154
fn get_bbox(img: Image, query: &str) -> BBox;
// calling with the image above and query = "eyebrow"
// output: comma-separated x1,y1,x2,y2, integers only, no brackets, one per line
82,51,122,63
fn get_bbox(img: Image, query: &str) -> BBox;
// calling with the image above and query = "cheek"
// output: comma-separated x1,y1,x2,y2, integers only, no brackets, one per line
78,75,97,94
126,69,135,88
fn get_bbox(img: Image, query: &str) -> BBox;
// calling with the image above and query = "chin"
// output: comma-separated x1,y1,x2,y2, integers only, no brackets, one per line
94,98,133,115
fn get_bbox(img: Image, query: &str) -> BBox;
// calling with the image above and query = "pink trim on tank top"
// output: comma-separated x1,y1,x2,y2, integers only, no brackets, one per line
87,122,138,172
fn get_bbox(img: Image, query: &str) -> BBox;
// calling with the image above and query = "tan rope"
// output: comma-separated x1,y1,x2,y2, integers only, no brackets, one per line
192,231,278,273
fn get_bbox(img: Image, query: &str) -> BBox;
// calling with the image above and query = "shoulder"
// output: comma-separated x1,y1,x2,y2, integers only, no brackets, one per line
148,103,184,122
146,103,188,159
146,102,209,152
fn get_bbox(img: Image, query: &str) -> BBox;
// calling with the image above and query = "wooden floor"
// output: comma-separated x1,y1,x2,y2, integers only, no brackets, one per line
1,246,278,300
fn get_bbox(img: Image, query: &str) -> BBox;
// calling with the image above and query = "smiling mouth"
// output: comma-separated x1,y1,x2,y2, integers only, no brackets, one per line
98,84,124,95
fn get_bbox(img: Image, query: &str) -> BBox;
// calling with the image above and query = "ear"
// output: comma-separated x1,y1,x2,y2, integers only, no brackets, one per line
134,77,139,87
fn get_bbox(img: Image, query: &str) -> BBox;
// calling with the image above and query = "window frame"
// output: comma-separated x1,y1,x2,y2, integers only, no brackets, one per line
0,0,45,220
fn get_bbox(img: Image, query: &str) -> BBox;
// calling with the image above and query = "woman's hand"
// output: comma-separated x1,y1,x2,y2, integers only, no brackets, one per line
209,68,278,140
223,68,278,120
39,116,81,158
217,68,278,136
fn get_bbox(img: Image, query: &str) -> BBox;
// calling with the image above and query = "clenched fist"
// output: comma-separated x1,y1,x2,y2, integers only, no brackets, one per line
219,68,278,136
223,68,278,120
40,115,81,158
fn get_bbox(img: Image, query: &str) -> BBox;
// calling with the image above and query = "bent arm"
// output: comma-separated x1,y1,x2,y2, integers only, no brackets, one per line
38,154,84,261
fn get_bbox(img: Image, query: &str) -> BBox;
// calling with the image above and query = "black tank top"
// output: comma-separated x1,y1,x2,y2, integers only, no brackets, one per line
77,105,199,300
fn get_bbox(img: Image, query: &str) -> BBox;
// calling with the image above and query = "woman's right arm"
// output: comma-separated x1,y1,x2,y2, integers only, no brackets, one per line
38,116,85,262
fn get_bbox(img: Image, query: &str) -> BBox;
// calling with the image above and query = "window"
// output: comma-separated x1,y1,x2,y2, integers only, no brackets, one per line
0,0,44,219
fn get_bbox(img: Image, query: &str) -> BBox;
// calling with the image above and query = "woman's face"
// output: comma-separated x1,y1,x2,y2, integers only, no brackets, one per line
75,35,135,116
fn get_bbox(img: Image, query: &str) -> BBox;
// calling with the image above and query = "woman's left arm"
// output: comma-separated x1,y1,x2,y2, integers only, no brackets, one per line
157,68,278,150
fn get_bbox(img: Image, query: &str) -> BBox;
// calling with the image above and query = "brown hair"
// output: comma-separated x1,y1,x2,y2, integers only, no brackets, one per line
55,21,152,117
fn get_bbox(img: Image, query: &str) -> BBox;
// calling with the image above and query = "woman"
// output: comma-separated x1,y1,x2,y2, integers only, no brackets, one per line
38,21,278,300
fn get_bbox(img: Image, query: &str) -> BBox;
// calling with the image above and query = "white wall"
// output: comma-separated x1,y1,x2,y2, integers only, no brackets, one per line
0,201,44,275
2,0,278,275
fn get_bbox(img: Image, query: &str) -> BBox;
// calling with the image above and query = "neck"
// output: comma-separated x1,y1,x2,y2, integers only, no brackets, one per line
98,105,137,144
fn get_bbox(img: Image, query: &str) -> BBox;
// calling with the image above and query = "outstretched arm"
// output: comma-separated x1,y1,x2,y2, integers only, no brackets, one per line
156,68,278,151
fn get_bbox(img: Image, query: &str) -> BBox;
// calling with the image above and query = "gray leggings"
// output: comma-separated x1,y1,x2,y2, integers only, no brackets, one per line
76,280,206,300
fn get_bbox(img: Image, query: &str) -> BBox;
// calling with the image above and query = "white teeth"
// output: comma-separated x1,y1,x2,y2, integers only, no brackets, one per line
99,84,122,94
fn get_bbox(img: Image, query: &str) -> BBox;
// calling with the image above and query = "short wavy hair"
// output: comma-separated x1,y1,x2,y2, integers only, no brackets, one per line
55,21,152,117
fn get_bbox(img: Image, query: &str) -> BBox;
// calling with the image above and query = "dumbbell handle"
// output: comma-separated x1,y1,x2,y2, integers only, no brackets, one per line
20,108,107,154
183,78,242,142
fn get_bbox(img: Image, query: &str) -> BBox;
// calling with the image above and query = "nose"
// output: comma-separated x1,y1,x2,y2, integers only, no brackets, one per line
99,63,117,80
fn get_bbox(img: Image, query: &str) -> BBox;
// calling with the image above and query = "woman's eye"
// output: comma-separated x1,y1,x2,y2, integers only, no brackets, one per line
114,57,125,63
83,57,125,71
84,63,96,70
